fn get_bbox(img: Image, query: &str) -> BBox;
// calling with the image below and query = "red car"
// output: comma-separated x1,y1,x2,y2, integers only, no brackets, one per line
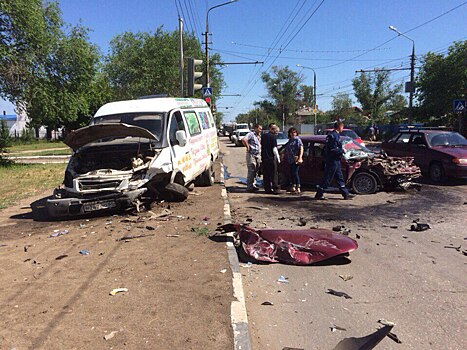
382,129,467,182
279,135,420,194
323,128,365,146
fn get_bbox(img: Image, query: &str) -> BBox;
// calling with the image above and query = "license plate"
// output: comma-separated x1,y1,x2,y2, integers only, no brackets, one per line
83,200,116,212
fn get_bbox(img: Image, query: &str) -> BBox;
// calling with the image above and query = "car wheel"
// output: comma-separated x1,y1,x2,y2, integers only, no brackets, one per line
429,162,444,183
161,183,189,202
196,163,215,186
351,172,378,194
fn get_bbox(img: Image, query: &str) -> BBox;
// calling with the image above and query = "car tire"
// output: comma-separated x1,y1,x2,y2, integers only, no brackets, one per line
351,171,378,194
196,163,215,186
161,183,189,202
429,162,444,183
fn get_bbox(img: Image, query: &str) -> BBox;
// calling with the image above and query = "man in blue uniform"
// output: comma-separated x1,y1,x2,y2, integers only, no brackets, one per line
314,121,354,200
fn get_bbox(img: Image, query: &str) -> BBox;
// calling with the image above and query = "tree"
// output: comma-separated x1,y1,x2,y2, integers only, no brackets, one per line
261,66,304,126
416,40,466,133
331,93,353,116
104,28,224,102
0,1,101,136
352,70,402,123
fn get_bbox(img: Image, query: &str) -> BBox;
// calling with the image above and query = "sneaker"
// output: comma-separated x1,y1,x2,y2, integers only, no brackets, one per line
343,194,355,200
314,194,325,200
296,188,301,194
290,186,296,193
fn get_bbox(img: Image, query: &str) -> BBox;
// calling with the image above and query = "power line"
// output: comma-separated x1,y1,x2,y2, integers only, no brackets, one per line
231,42,392,54
177,0,192,33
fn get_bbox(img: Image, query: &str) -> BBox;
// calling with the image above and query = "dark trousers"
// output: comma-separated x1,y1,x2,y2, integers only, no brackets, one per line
289,162,300,187
262,159,278,192
315,160,349,198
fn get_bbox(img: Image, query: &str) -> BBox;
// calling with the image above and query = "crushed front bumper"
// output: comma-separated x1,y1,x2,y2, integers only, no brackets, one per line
46,188,147,218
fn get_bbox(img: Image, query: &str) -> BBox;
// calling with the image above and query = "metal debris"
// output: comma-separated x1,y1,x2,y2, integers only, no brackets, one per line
261,301,274,306
55,255,68,260
339,275,353,282
50,229,69,238
109,288,128,296
332,325,393,350
79,249,90,255
104,331,118,340
410,222,431,231
330,324,347,332
378,319,396,326
116,233,155,241
278,276,289,283
326,289,352,299
387,332,402,344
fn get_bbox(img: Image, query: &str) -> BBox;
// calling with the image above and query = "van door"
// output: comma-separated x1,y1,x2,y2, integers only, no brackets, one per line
168,110,195,182
182,110,206,178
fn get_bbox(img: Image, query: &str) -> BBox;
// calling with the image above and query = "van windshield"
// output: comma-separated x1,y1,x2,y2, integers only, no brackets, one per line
92,112,165,141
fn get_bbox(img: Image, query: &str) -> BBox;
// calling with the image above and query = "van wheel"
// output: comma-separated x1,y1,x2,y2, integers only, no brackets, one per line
161,183,189,202
351,171,378,194
196,164,214,186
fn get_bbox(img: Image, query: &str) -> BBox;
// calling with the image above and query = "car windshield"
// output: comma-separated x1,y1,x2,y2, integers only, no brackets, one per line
92,112,165,141
341,130,359,139
238,131,249,137
342,138,373,159
277,132,288,139
426,132,467,147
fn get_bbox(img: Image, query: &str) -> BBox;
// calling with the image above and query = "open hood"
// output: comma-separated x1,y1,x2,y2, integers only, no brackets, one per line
65,123,158,150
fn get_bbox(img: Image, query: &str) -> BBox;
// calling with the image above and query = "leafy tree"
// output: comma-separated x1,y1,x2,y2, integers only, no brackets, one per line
261,66,304,126
104,28,224,102
0,120,11,149
352,70,402,123
0,0,62,103
416,40,466,133
331,93,353,116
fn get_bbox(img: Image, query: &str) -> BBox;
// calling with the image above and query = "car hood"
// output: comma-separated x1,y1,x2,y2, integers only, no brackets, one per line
65,123,158,150
432,145,467,158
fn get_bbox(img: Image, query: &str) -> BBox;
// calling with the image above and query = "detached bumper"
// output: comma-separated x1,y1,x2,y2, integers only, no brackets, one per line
46,188,147,218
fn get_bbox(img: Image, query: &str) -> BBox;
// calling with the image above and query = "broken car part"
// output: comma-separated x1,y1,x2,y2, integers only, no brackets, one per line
326,289,352,299
332,325,394,350
220,224,358,265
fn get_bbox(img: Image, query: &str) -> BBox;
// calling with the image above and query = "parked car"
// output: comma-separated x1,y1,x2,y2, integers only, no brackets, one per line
231,129,251,146
276,131,289,147
47,97,218,217
381,129,467,182
323,128,365,146
278,135,421,194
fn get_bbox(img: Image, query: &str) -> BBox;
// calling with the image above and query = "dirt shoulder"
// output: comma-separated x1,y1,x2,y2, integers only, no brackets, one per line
0,185,233,349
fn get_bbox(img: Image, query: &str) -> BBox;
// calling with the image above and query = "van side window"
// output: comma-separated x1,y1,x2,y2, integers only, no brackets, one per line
207,110,215,128
199,111,210,130
184,111,201,135
169,111,185,145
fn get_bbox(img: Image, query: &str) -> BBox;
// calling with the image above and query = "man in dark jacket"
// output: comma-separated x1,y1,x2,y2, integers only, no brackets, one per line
261,123,280,194
314,121,354,200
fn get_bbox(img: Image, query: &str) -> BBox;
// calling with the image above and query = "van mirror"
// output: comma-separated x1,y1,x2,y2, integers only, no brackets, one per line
176,130,187,147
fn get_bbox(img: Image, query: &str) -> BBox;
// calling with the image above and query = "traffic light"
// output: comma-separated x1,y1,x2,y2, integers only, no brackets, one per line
187,57,203,97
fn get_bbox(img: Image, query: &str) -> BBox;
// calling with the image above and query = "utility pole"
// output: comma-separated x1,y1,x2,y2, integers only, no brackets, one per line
389,25,416,124
179,17,184,96
205,1,238,88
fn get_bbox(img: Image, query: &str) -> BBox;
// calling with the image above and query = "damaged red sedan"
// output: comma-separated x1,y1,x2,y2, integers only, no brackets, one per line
279,135,421,194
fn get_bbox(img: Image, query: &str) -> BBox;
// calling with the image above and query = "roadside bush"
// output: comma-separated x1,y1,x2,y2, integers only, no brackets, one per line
20,128,36,143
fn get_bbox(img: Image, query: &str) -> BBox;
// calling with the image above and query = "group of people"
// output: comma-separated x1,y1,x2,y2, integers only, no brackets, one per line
241,121,354,200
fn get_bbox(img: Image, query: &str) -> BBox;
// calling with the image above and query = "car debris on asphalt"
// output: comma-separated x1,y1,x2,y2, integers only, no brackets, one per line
339,274,353,282
103,331,118,340
278,276,289,283
330,323,347,332
50,229,69,238
79,249,90,255
326,289,352,299
55,255,68,260
261,301,274,306
410,221,431,231
332,324,394,350
217,224,358,265
116,233,155,241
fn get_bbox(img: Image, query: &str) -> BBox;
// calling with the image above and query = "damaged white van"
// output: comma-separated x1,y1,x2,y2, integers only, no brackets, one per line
47,97,219,217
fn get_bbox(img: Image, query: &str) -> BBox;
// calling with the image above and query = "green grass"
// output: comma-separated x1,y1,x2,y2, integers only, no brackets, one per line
7,149,71,157
6,140,67,153
0,163,65,209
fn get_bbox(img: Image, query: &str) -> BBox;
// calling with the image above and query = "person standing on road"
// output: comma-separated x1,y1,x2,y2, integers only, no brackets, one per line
315,121,354,200
242,124,262,192
285,127,303,193
261,123,281,194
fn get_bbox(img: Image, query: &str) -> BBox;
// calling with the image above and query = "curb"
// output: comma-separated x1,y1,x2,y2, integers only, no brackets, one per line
219,161,252,350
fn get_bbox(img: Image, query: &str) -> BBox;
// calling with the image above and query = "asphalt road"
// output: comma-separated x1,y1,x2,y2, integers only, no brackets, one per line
220,136,466,350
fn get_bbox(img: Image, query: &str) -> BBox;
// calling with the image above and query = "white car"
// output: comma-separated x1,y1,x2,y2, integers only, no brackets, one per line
231,129,251,147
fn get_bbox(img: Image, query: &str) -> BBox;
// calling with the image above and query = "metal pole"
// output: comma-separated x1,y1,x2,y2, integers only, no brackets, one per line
205,16,210,88
179,17,184,96
409,42,415,124
205,1,238,89
313,70,317,134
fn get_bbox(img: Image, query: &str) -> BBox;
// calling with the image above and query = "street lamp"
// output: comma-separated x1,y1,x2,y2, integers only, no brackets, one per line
296,64,317,133
389,25,415,124
205,0,238,88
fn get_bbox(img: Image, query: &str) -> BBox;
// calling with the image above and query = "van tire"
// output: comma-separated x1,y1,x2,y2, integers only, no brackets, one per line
196,163,214,186
161,183,189,202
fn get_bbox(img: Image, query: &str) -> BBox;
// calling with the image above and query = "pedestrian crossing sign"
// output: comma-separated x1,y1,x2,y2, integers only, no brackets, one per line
454,99,466,113
202,87,212,97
